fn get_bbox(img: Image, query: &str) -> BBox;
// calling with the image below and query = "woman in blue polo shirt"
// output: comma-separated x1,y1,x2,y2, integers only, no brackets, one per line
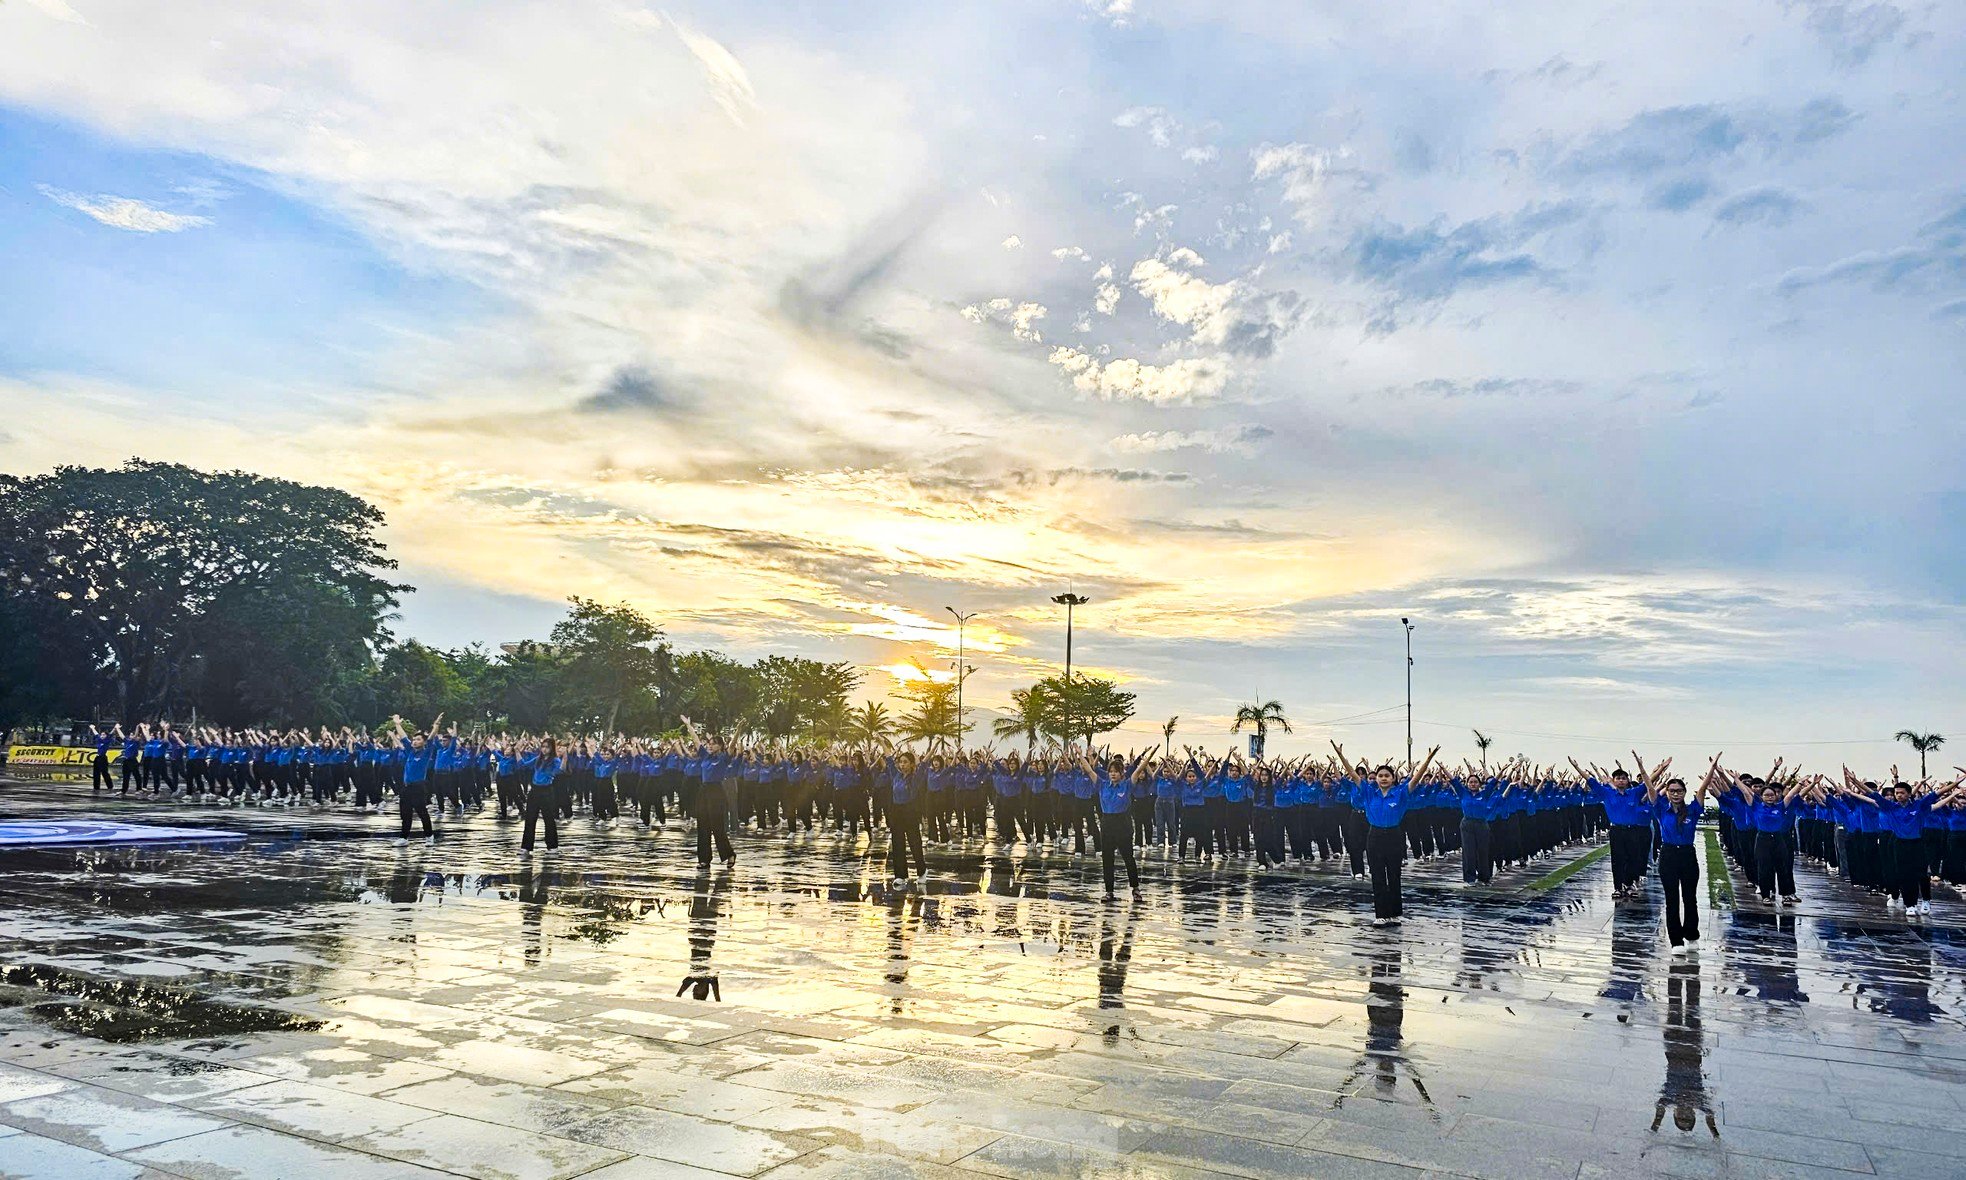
1648,764,1714,954
521,736,565,855
1335,740,1440,925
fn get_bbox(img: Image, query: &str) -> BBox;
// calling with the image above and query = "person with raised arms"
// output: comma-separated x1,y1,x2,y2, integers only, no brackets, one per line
1334,739,1441,926
389,712,442,847
1648,757,1717,955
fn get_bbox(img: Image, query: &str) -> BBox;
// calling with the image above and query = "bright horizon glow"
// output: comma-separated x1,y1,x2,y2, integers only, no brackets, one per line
0,1,1960,773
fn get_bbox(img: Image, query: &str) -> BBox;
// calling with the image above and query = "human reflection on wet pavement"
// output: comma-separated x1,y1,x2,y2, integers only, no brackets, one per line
1652,962,1716,1137
2,775,1965,1180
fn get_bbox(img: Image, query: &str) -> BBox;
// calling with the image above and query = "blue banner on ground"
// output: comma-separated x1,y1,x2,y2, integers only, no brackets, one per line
0,819,240,847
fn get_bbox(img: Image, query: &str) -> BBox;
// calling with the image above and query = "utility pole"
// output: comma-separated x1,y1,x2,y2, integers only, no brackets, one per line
945,607,975,754
1051,593,1089,748
1402,616,1415,769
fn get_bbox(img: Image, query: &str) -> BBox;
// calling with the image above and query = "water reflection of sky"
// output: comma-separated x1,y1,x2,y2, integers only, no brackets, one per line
2,808,1963,1166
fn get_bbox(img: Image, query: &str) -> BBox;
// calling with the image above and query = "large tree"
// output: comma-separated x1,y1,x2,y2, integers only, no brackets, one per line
895,679,962,750
1027,674,1136,748
756,655,860,740
0,460,403,723
549,598,665,732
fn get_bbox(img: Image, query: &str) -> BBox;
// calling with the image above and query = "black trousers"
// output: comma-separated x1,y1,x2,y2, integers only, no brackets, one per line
886,800,924,878
92,754,113,791
1460,817,1493,884
1883,833,1925,905
695,784,734,866
522,788,559,850
1753,831,1794,897
399,786,434,839
1610,825,1649,890
1100,811,1139,895
1658,843,1700,946
1366,825,1405,919
1344,810,1369,875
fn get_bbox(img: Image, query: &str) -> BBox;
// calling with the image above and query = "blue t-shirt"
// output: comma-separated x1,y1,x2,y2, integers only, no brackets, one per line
1352,781,1413,828
1654,795,1704,846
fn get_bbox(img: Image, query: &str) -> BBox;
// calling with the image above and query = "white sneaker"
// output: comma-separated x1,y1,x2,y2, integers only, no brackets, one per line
1670,944,1688,957
426,837,436,846
393,837,408,847
1918,901,1933,916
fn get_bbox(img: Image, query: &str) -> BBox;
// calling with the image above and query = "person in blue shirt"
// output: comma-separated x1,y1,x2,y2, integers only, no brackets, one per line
1453,772,1509,886
882,749,929,887
588,742,621,827
389,712,442,846
1648,764,1714,953
1726,768,1805,904
1335,740,1441,925
991,752,1029,848
1849,777,1966,916
1086,748,1148,899
86,724,117,793
680,719,737,870
116,725,143,794
521,735,565,855
1585,762,1657,901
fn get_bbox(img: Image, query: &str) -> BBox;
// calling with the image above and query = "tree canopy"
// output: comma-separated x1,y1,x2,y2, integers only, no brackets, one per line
0,459,403,725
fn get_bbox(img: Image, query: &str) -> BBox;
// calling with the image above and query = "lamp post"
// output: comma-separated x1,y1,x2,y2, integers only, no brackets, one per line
945,607,975,753
1051,593,1089,748
1401,616,1415,769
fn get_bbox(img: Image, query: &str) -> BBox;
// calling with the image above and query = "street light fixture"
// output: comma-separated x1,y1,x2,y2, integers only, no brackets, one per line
1401,617,1415,769
945,607,976,753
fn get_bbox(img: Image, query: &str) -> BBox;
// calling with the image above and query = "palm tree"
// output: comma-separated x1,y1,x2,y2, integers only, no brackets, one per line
1231,700,1291,755
844,701,893,747
896,681,961,751
993,686,1051,753
1161,715,1180,756
1895,730,1945,779
1472,729,1493,770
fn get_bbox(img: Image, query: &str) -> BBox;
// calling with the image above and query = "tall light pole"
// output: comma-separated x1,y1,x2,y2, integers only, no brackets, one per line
945,607,975,753
1051,593,1089,747
1401,616,1415,769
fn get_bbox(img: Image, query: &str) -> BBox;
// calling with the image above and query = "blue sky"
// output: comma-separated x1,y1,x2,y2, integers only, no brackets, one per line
1,0,1960,770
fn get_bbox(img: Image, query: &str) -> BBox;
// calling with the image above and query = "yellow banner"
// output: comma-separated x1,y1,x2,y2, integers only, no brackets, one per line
6,745,119,766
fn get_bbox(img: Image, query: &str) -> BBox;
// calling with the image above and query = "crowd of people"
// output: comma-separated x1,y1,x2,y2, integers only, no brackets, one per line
74,720,1965,947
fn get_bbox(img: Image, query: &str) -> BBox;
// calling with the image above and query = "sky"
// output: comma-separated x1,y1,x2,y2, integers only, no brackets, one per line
1,0,1961,773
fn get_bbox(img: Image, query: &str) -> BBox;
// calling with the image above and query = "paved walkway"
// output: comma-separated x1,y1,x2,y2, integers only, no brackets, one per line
1,776,1963,1180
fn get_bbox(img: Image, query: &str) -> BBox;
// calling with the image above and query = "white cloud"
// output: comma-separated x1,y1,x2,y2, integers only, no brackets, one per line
668,18,757,125
1051,245,1089,261
1093,281,1122,314
1111,425,1270,453
1048,347,1229,403
1114,105,1178,148
1251,141,1348,223
1128,253,1301,356
38,186,211,232
1001,234,1023,249
961,297,1047,342
1181,145,1218,163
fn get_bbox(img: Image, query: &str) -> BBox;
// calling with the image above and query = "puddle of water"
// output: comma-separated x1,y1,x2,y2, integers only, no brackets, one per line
0,961,323,1043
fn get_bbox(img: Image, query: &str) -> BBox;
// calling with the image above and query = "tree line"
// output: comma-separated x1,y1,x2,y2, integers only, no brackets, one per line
0,459,1137,745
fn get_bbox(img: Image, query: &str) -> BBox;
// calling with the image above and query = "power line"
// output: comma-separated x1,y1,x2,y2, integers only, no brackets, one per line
1408,717,1897,747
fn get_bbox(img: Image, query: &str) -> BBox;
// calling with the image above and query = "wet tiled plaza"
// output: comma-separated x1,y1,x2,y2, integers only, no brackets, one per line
2,775,1964,1180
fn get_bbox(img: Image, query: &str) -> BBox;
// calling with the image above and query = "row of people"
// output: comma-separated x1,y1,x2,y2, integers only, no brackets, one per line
83,722,1961,928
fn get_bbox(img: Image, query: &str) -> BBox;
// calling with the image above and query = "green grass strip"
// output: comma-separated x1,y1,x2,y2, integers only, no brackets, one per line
1704,827,1734,909
1524,843,1609,894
